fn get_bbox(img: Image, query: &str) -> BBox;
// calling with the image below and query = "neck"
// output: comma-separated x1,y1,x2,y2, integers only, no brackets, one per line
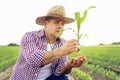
45,30,56,44
47,37,56,44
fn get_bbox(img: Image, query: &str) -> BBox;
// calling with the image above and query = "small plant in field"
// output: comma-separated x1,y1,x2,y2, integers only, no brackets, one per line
72,68,93,80
74,6,96,40
60,6,96,52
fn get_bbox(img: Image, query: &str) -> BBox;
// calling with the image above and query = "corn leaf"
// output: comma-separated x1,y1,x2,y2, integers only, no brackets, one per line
80,10,87,24
75,12,80,22
59,28,76,34
80,6,96,24
88,6,96,9
59,29,64,34
79,33,89,39
64,28,76,32
75,12,81,40
75,12,81,28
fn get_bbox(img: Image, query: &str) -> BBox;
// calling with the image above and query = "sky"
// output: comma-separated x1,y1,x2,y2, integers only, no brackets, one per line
0,0,120,46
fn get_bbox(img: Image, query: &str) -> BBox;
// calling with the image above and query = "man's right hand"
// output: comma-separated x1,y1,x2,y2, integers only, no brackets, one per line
61,39,80,55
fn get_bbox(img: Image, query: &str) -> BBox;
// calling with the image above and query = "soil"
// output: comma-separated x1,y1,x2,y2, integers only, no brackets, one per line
78,65,108,80
0,65,14,80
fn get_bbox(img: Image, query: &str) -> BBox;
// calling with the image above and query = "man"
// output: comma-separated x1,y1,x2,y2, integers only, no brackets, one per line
10,5,85,80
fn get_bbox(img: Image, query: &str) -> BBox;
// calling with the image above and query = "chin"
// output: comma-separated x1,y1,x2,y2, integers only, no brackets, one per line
56,34,62,38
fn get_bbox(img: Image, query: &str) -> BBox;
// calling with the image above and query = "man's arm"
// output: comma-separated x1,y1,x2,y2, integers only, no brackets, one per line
60,61,72,74
42,47,65,65
42,39,79,65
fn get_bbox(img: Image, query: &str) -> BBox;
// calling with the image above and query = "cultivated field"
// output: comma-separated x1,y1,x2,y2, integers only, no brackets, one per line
69,45,120,80
0,45,120,80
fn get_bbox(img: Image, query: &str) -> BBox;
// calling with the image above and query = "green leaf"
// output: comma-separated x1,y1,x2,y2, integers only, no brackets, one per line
75,12,81,38
75,12,81,27
59,28,76,34
80,6,96,24
79,33,89,39
80,10,87,24
88,6,96,10
64,28,75,32
59,29,64,34
75,12,80,21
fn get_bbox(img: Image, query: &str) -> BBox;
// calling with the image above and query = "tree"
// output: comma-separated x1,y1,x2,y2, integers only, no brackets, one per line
7,43,19,46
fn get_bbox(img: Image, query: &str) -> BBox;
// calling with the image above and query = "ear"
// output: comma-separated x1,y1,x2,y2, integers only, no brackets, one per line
44,21,48,26
44,21,48,29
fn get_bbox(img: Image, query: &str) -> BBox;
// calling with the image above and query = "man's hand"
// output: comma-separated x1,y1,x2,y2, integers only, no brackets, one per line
69,56,86,68
60,56,86,74
61,39,79,55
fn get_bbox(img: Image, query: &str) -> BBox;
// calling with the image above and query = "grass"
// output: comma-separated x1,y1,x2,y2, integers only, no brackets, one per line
0,46,19,72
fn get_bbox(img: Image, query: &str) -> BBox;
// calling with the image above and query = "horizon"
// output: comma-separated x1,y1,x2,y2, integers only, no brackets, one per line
1,40,120,46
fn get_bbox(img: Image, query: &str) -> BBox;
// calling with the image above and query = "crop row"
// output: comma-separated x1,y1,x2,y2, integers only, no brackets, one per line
0,46,19,72
69,45,120,80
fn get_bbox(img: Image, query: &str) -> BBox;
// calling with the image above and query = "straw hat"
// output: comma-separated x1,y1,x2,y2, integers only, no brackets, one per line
36,5,74,25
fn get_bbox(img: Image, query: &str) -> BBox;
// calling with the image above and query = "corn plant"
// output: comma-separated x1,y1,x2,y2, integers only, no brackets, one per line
72,68,93,80
74,6,96,40
60,6,96,49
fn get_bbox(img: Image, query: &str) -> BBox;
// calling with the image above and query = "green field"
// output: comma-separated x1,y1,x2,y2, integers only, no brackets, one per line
0,46,19,72
69,45,120,80
0,45,120,80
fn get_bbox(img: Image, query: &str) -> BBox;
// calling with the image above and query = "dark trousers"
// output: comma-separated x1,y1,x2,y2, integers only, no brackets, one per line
46,74,69,80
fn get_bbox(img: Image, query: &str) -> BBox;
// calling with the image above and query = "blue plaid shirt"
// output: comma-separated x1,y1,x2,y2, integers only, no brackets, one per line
10,29,67,80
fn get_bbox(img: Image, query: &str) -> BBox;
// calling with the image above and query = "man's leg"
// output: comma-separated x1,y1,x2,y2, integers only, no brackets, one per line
46,74,69,80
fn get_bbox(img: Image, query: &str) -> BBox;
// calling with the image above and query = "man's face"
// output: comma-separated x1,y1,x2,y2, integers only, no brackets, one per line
45,18,65,38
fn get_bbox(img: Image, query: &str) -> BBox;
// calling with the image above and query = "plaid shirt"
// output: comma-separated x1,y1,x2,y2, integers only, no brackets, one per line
10,29,67,80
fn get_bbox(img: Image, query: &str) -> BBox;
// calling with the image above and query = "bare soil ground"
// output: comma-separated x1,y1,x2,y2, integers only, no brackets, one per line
0,65,14,80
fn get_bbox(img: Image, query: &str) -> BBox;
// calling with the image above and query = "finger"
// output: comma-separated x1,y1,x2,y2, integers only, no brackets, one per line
69,40,79,45
78,58,85,62
76,47,80,52
70,39,79,42
72,58,79,67
75,45,79,48
73,41,79,45
71,58,77,65
70,46,77,52
68,42,79,47
70,59,74,67
79,56,86,60
76,59,84,67
75,41,79,45
82,56,86,61
76,57,86,66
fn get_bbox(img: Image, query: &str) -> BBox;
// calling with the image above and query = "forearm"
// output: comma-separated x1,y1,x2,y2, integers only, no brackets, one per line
42,47,65,65
60,61,73,74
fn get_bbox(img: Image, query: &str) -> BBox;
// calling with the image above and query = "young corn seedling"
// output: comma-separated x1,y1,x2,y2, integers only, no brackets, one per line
75,6,96,40
60,6,96,47
60,6,96,53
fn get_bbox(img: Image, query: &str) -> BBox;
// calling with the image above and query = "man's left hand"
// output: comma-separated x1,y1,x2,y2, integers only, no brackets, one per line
69,56,86,68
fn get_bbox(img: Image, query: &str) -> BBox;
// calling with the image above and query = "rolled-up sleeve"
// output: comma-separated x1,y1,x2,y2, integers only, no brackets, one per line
20,32,45,67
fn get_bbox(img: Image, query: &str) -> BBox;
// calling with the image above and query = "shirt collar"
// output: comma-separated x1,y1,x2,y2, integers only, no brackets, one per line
38,29,46,38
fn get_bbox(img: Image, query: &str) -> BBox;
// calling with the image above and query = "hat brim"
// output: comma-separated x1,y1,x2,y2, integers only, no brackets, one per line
36,16,74,25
